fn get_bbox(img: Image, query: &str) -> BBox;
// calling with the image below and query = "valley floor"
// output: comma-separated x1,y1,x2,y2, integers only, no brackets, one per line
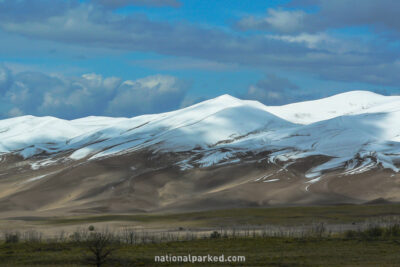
2,203,400,235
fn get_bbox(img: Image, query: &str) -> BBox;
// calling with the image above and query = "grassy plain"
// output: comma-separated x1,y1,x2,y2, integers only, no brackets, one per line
2,204,400,266
2,235,400,266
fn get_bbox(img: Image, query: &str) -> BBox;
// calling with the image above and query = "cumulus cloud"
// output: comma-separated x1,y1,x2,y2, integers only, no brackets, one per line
237,8,306,33
0,67,188,119
92,0,181,8
244,75,300,105
36,73,122,118
245,1,400,34
106,75,188,116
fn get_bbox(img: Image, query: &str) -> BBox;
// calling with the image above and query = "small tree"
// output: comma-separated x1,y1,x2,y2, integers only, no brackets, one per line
4,231,20,243
210,231,221,239
84,231,116,267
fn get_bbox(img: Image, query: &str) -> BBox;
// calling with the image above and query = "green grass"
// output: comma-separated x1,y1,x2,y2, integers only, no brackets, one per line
31,203,400,228
2,236,400,266
3,204,400,266
0,204,400,266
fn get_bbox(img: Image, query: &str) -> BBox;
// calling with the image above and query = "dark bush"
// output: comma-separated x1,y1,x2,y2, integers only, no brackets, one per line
364,226,384,238
4,232,20,244
210,231,221,239
344,226,386,240
384,224,400,237
344,230,358,239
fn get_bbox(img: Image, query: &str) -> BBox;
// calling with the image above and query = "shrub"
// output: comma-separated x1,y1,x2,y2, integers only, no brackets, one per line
4,232,20,243
384,224,400,237
344,230,358,239
210,231,221,239
363,226,384,238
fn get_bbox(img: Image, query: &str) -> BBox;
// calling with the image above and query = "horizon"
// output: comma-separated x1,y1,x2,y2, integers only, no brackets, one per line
0,89,389,120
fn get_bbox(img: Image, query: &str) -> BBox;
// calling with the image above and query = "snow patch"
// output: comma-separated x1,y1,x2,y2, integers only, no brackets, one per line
263,179,280,183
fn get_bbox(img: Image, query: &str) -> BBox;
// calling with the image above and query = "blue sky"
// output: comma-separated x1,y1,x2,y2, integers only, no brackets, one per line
0,0,399,119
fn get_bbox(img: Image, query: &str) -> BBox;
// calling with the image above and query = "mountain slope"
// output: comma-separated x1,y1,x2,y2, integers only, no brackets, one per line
0,91,400,215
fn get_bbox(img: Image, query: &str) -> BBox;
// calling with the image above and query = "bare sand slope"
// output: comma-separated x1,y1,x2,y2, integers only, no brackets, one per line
1,149,399,219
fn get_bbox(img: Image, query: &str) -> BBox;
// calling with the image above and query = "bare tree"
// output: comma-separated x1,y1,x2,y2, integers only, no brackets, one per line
84,231,117,267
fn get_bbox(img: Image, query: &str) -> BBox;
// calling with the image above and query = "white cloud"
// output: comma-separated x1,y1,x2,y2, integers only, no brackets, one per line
264,9,306,33
238,8,306,33
266,33,369,54
0,67,189,119
268,33,331,48
107,74,188,116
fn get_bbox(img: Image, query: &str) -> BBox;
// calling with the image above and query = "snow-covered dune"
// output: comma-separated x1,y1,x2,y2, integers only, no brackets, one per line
0,116,85,158
264,90,400,124
1,91,400,178
69,94,295,159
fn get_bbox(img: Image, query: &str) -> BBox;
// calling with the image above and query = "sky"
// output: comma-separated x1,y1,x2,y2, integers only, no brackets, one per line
0,0,399,119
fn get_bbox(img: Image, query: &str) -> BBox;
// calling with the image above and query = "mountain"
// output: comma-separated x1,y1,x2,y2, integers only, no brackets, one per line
0,91,400,215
